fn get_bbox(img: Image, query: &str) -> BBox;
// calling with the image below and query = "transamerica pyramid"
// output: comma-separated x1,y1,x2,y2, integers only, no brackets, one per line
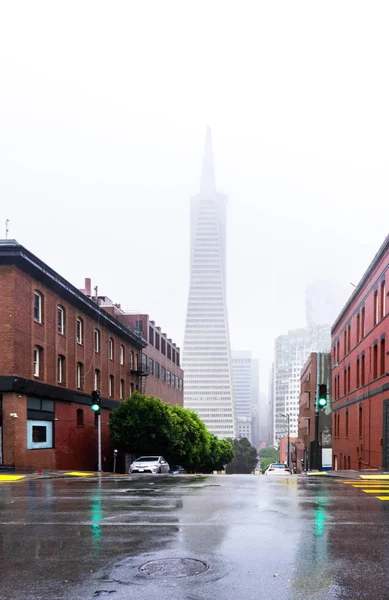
183,128,236,438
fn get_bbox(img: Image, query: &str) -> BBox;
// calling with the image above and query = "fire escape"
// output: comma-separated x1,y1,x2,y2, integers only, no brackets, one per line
130,353,149,395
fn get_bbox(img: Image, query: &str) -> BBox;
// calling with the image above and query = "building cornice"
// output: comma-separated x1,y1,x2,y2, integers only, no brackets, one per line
0,240,146,349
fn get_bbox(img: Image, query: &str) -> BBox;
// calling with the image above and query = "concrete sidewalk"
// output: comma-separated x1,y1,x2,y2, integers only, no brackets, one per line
0,469,126,482
305,469,389,479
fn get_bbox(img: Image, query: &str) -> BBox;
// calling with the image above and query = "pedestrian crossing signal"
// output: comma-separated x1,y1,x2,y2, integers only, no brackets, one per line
318,384,327,408
91,389,101,413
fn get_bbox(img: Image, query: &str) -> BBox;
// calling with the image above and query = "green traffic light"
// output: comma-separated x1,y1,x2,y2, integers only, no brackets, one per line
318,397,327,408
91,402,100,411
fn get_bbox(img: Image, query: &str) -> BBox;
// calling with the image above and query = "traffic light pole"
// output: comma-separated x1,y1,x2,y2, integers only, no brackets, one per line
97,413,102,473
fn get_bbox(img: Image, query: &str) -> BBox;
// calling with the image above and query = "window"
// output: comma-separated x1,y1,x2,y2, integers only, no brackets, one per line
381,338,386,376
172,348,176,363
34,291,43,323
130,351,134,370
373,344,378,379
336,341,340,363
345,410,349,438
142,353,148,372
109,338,114,360
356,313,360,343
109,375,114,397
176,352,180,367
359,405,363,438
361,307,365,337
77,362,84,389
149,326,154,346
361,354,366,386
149,357,154,375
172,374,176,388
120,344,124,366
94,329,100,353
348,325,351,352
155,332,160,350
77,408,84,428
33,346,41,377
161,338,166,355
344,330,347,356
333,377,337,400
356,358,360,388
57,306,65,334
76,318,84,345
343,369,346,395
94,369,100,390
374,291,379,326
167,370,171,385
382,281,386,320
347,366,351,393
130,382,135,395
161,366,166,381
135,319,143,334
155,362,160,379
167,344,172,360
120,379,125,400
27,420,53,450
58,355,65,384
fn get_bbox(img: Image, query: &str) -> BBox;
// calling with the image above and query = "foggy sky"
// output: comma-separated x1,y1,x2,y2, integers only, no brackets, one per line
1,1,389,392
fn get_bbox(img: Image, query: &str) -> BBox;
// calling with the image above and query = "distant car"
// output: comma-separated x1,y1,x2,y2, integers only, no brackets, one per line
170,465,186,474
129,456,170,474
265,463,292,476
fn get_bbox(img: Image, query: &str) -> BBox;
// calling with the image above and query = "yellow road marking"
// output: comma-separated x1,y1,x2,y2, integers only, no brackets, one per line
306,472,329,476
0,475,25,482
376,496,389,501
360,475,389,480
362,489,389,494
64,471,96,477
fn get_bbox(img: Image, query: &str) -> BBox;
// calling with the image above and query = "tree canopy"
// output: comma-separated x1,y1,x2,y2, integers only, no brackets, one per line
258,446,280,461
109,392,234,473
225,438,258,474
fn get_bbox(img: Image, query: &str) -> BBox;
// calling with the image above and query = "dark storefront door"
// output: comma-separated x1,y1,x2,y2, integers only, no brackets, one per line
382,401,389,470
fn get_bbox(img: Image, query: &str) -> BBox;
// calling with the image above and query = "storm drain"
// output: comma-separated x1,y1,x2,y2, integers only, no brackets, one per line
139,558,209,579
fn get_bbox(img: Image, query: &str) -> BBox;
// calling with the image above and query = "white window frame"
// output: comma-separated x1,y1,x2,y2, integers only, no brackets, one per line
57,306,65,335
33,346,40,377
109,338,114,360
58,355,65,383
34,291,42,323
109,375,114,397
76,318,84,345
120,344,124,366
94,328,100,353
27,420,53,450
94,369,100,391
77,362,83,389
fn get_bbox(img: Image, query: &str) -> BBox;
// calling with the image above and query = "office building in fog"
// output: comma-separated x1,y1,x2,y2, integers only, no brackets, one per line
232,351,259,444
183,129,236,438
273,325,331,445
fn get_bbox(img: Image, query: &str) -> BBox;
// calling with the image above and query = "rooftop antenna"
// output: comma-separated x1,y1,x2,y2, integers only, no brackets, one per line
5,219,9,240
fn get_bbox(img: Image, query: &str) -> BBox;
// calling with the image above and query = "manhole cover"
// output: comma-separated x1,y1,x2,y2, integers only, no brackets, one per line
139,558,209,579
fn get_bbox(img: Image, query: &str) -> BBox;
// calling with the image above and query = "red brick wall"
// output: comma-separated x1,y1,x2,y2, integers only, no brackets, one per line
332,239,389,470
0,267,15,375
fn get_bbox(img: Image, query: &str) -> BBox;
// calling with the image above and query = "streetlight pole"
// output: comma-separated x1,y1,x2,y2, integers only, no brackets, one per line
279,413,290,468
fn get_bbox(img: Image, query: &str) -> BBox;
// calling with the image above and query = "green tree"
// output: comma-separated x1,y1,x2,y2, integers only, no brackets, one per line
258,447,280,462
109,392,173,456
199,435,234,473
225,438,258,474
167,405,211,471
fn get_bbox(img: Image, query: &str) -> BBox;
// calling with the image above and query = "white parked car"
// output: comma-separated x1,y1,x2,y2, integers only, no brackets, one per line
129,456,170,474
265,463,292,476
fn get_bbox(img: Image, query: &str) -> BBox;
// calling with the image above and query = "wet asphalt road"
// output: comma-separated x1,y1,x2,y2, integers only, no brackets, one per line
0,474,388,600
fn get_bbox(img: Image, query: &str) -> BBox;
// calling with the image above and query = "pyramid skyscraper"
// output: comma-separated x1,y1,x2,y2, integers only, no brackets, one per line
183,128,236,438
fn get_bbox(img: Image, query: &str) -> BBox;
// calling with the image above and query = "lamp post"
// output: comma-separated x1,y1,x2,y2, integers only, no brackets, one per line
279,413,290,468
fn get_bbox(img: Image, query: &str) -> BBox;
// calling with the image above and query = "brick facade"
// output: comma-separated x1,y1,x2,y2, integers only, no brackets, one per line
0,241,182,471
331,235,389,470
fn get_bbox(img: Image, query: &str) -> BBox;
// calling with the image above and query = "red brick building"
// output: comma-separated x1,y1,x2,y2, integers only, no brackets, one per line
0,240,183,471
332,235,389,471
296,352,332,471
